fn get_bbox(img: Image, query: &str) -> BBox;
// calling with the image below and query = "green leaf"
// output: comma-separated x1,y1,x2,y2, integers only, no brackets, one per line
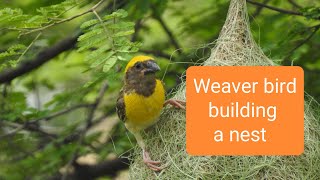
115,41,141,53
103,9,128,21
78,28,104,42
108,21,135,30
80,19,99,29
77,35,108,52
90,51,115,68
302,7,320,20
117,55,127,61
112,30,135,37
0,8,22,23
0,44,25,58
83,72,107,88
76,9,139,73
0,8,47,29
103,56,117,72
0,44,26,68
1,91,28,121
86,43,111,61
37,0,82,18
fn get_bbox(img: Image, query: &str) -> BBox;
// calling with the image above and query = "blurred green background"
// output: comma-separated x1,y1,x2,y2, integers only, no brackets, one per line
0,0,319,179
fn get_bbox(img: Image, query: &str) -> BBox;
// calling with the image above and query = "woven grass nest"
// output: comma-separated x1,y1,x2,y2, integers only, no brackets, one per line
128,0,320,179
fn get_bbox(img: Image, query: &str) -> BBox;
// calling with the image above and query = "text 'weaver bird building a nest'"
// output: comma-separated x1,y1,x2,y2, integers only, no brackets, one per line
129,0,320,179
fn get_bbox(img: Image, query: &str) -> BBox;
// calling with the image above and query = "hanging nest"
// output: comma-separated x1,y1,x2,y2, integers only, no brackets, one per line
129,0,320,179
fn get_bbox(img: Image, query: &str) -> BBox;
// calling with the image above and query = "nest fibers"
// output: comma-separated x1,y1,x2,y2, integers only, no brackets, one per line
129,0,320,179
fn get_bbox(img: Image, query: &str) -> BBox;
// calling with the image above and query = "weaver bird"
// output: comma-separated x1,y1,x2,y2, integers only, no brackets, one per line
116,56,185,171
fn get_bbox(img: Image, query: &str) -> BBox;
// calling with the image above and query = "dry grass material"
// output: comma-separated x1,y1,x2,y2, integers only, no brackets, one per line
128,0,320,179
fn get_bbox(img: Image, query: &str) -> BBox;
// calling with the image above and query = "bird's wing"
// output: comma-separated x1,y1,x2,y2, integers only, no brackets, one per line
116,88,126,122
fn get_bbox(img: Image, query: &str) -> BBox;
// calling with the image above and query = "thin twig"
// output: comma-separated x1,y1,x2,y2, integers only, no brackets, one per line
5,111,114,163
151,6,182,54
0,0,126,84
93,10,107,32
0,83,9,110
5,145,42,163
57,0,88,18
250,0,271,21
0,121,57,140
92,9,114,49
30,104,91,123
283,24,320,65
0,104,91,139
246,0,303,16
0,34,79,84
140,49,172,60
91,107,116,125
17,33,42,62
21,0,106,36
131,19,142,42
31,78,42,109
287,0,302,9
0,124,25,139
85,82,109,129
24,122,57,139
62,82,108,180
112,0,117,51
156,15,182,53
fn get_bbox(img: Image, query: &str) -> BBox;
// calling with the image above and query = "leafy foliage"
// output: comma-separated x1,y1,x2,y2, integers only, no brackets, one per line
0,0,84,31
0,8,48,29
78,9,140,73
0,91,27,121
0,0,89,76
0,44,26,70
37,0,83,18
302,6,320,20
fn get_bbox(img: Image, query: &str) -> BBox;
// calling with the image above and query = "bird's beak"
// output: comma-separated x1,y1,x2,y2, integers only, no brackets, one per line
144,61,160,75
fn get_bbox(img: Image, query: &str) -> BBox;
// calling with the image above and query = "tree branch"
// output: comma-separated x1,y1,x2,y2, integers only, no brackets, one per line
140,49,173,60
21,0,106,36
0,0,123,84
30,104,91,123
246,0,303,16
57,107,116,146
0,121,57,140
151,7,182,54
131,19,143,42
0,103,92,141
283,24,320,65
0,122,25,139
62,82,108,180
287,0,302,9
50,157,130,180
0,35,79,84
250,0,271,21
24,122,57,139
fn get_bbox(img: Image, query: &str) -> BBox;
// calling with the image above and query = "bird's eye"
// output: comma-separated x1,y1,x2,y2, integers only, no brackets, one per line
135,63,142,69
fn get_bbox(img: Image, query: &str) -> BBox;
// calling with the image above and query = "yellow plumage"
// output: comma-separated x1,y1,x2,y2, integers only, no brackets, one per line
124,79,165,132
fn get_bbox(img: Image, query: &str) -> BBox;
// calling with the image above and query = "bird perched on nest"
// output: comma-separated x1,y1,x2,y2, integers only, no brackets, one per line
116,55,185,171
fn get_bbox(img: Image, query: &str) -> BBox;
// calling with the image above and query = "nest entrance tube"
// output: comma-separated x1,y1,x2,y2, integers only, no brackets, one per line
129,0,320,179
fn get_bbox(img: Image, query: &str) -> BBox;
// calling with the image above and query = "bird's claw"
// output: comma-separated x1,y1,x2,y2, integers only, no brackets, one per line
164,99,186,110
143,150,166,171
